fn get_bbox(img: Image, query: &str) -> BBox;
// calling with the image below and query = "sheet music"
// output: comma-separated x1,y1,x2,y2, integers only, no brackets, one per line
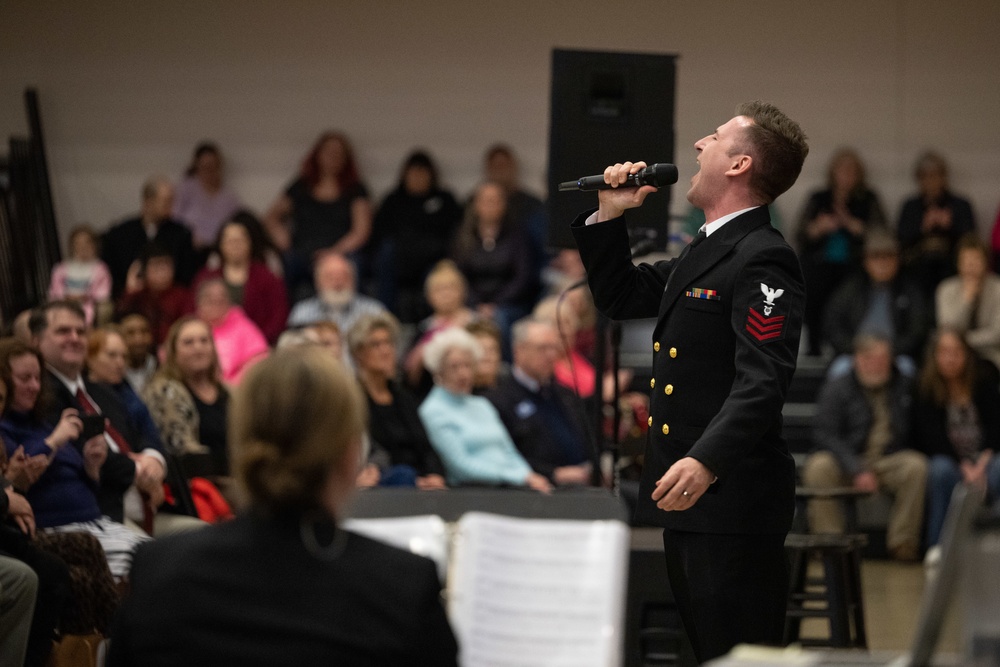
343,514,450,581
449,512,629,667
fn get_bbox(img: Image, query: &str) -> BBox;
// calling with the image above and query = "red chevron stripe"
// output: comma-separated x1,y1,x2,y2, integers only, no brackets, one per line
748,320,785,334
748,307,784,325
746,324,782,342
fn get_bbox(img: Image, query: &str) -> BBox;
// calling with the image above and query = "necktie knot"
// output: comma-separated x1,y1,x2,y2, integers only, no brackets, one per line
690,229,708,248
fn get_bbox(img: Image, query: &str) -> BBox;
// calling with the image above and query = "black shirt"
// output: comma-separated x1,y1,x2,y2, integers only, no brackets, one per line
191,387,230,475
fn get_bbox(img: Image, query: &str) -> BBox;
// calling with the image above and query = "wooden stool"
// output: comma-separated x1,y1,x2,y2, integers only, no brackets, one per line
784,532,868,649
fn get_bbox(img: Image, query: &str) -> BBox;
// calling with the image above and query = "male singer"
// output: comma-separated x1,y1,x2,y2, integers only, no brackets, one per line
571,101,808,662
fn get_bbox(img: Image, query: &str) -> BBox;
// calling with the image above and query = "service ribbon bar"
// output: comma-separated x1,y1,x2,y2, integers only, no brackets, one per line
685,288,720,301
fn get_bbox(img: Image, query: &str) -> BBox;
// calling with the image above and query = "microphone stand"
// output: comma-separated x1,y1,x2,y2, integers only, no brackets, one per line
591,312,622,493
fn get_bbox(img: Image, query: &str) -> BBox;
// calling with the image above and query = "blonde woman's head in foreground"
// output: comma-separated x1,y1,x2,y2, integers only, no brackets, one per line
230,345,367,517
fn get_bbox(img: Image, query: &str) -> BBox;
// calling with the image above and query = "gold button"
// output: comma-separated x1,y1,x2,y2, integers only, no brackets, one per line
669,347,677,358
664,384,673,395
661,424,670,435
647,416,653,427
650,378,655,389
653,342,660,352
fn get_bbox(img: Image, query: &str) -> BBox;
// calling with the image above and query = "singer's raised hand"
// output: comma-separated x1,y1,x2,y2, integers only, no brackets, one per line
597,161,658,222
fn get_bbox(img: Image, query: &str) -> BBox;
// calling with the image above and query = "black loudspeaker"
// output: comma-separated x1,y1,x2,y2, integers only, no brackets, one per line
547,49,677,250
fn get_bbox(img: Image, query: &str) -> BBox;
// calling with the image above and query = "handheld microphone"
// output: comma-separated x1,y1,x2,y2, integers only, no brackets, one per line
558,163,679,192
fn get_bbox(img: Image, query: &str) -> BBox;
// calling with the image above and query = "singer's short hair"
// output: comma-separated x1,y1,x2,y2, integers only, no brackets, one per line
733,101,809,205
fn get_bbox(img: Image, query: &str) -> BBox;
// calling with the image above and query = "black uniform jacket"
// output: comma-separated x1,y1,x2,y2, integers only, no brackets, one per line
572,206,804,534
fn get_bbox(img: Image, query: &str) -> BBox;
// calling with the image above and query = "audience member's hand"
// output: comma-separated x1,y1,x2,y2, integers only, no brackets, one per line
553,463,592,486
144,481,166,509
921,207,952,233
842,214,865,236
356,464,381,488
415,474,447,490
807,214,839,240
525,472,552,494
6,445,49,491
125,260,145,293
82,435,108,481
5,487,35,538
961,450,992,489
477,303,496,320
961,276,983,304
853,471,878,493
652,457,715,511
45,408,83,450
132,454,166,489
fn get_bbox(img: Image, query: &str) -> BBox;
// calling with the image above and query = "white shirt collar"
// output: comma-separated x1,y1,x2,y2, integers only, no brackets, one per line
512,366,542,393
47,365,85,396
699,206,760,237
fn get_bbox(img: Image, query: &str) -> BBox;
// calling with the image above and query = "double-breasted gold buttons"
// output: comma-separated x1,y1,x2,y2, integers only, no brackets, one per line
647,416,653,427
661,424,670,435
650,378,655,389
653,341,660,352
669,347,677,358
664,384,673,395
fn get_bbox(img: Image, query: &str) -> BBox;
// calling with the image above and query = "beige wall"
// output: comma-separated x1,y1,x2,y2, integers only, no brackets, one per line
2,0,998,246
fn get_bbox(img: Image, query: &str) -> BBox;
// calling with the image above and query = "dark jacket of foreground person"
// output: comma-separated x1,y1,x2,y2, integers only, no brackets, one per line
107,509,457,666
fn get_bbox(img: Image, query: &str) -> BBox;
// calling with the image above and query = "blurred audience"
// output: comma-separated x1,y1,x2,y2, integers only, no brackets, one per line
305,320,343,360
403,261,477,395
466,319,506,394
116,244,195,348
452,181,538,359
102,176,197,299
172,142,242,252
109,347,459,665
417,327,550,491
194,212,288,344
47,225,112,325
992,204,1000,271
802,334,927,560
119,313,157,394
194,279,269,385
265,132,372,299
0,552,36,666
286,253,386,342
10,310,33,346
484,318,594,486
912,329,1000,554
31,301,166,531
482,144,548,279
797,149,887,355
897,152,976,296
935,234,1000,371
86,327,165,456
824,229,929,376
0,372,71,667
369,150,461,323
143,317,230,476
0,339,149,580
348,313,447,489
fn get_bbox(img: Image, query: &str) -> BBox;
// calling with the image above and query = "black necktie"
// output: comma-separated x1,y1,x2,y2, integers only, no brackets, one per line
690,228,708,248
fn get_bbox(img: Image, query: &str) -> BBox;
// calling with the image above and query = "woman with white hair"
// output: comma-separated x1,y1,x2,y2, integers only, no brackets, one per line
417,327,550,491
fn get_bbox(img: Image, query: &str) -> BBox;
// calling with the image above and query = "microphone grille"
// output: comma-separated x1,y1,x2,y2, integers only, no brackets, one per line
651,163,679,186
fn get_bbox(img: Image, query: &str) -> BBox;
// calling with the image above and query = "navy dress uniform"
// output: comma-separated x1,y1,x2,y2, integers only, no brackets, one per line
572,204,805,661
